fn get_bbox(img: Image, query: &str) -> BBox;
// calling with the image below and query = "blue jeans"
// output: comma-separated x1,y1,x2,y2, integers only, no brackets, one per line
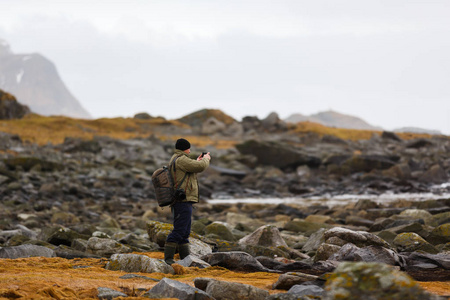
166,202,193,244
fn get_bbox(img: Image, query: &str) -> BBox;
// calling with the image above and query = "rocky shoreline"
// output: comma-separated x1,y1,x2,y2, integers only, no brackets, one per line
0,120,449,298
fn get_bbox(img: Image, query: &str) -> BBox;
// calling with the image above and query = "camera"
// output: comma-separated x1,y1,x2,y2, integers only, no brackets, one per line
200,152,208,158
173,188,186,201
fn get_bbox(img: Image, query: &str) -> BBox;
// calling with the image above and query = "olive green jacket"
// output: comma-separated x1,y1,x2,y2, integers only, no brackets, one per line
170,149,210,203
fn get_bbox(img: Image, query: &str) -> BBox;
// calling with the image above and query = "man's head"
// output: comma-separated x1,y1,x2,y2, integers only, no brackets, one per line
175,138,191,153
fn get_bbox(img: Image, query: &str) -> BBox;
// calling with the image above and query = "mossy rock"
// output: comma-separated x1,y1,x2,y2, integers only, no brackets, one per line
431,212,450,226
204,222,236,242
323,262,436,300
427,223,450,245
146,220,201,247
284,220,332,236
393,232,438,254
5,235,30,246
3,157,63,171
191,220,206,235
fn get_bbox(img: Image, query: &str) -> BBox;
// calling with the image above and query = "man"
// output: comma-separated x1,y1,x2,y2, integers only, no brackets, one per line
164,138,211,265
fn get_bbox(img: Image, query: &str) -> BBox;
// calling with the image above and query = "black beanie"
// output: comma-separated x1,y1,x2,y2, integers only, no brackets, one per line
175,138,191,151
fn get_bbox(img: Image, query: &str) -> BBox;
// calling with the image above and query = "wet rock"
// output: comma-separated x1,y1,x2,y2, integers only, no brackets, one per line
201,251,274,272
106,253,174,274
393,232,439,254
145,277,212,300
0,244,55,258
323,262,441,300
194,277,270,300
273,272,319,290
403,252,450,281
97,287,127,300
86,237,132,257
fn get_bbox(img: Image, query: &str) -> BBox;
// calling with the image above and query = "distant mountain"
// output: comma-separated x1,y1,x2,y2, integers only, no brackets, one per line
285,110,382,131
0,39,91,119
394,127,442,135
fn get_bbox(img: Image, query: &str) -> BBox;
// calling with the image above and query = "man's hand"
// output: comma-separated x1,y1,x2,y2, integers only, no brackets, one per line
197,152,211,161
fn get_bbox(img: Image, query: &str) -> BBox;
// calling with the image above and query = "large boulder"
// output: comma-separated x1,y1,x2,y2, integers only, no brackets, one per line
106,253,174,274
194,277,270,300
145,277,212,300
323,262,441,300
236,140,321,169
0,89,30,119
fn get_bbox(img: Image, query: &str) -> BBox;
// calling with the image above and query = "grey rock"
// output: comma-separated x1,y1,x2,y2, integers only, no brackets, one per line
329,244,406,267
87,237,132,257
189,238,213,257
194,277,269,300
288,284,324,297
144,277,212,300
97,287,127,300
324,227,391,248
177,255,211,268
0,244,55,258
302,228,326,252
239,225,288,248
106,254,174,274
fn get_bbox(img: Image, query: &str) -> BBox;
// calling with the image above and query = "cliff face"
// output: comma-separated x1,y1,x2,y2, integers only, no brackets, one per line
0,40,91,119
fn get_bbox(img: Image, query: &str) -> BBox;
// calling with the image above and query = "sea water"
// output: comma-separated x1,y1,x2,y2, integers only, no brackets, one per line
207,182,450,207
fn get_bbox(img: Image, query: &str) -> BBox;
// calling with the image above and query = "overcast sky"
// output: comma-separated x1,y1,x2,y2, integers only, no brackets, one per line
0,0,449,134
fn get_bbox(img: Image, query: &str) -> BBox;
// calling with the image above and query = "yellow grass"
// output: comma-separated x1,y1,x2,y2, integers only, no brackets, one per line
291,121,436,141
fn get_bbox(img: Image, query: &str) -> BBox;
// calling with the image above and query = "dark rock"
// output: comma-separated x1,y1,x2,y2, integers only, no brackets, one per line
343,155,398,173
133,112,153,119
201,251,276,272
406,139,433,149
381,131,402,141
0,89,30,119
236,140,321,169
38,226,88,247
145,277,212,300
273,272,319,290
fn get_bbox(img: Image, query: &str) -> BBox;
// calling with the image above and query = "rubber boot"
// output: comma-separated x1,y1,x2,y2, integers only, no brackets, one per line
164,242,177,265
178,243,190,259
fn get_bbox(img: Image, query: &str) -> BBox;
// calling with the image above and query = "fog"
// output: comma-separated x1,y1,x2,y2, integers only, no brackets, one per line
0,0,449,134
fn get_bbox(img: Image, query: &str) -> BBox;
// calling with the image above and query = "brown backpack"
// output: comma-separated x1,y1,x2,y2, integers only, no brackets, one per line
151,157,188,207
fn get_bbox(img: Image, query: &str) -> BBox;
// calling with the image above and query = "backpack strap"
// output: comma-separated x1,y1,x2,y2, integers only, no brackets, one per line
170,156,189,190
